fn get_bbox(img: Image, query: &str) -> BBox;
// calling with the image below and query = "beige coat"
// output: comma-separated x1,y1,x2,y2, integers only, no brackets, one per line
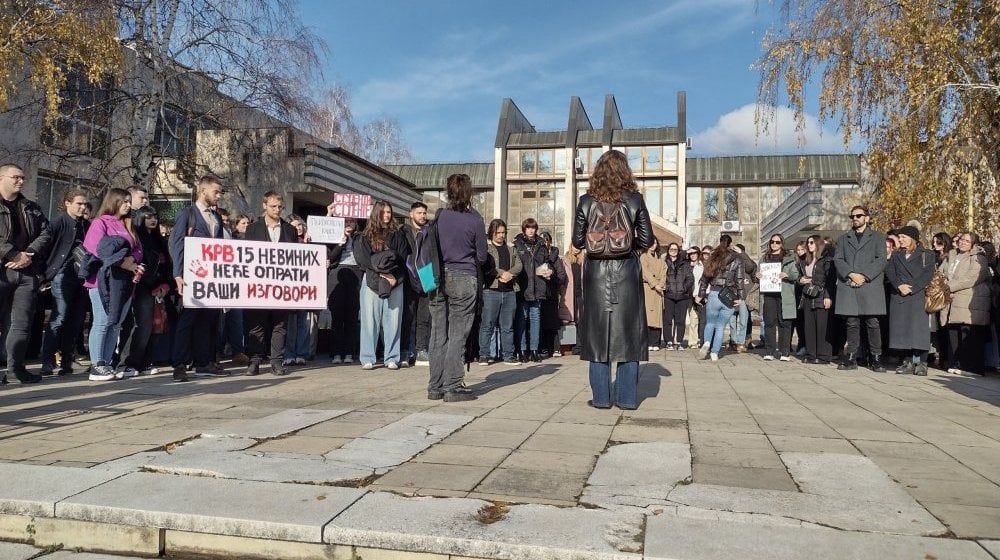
640,252,666,329
940,246,992,326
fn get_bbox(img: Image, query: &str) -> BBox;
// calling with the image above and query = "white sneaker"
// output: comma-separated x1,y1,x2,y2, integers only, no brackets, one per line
763,355,775,361
282,358,294,366
331,356,342,364
699,344,711,359
386,362,399,370
946,367,961,374
361,363,374,370
710,353,719,361
120,367,139,378
88,366,116,381
552,351,562,357
779,355,791,362
344,355,354,363
648,346,660,352
140,367,159,376
294,358,306,365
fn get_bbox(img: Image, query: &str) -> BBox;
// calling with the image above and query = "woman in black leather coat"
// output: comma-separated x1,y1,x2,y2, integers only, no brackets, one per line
571,150,653,410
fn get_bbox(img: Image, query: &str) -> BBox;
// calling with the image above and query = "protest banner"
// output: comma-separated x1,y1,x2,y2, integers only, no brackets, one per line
306,215,345,243
758,261,782,293
182,237,327,310
329,193,373,219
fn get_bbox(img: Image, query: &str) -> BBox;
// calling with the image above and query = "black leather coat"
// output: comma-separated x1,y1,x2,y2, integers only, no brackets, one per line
572,192,654,363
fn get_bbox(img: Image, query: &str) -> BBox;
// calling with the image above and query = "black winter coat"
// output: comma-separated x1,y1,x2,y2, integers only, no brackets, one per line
572,192,654,363
800,252,836,310
886,247,935,350
513,234,550,302
664,257,694,300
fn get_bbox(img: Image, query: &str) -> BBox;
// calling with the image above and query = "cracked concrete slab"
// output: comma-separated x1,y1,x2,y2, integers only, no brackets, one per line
202,409,350,439
324,492,643,560
644,514,991,560
0,463,123,517
581,442,691,510
56,472,366,542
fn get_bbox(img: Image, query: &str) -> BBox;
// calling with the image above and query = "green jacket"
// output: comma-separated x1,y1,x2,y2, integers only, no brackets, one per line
484,242,523,292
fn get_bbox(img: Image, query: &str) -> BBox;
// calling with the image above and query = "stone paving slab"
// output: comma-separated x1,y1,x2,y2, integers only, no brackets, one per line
0,463,122,517
323,492,643,560
202,408,349,438
644,514,992,560
582,442,691,510
0,541,37,559
56,472,366,542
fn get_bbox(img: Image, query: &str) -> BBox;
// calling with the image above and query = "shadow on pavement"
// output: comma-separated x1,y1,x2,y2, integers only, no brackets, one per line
468,363,559,395
929,372,1000,407
637,362,671,406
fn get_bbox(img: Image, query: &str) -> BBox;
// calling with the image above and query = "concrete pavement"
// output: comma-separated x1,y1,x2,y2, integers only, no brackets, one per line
0,348,998,559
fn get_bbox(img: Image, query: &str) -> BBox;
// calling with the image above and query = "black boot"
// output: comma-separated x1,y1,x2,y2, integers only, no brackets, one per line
837,353,858,370
869,354,887,373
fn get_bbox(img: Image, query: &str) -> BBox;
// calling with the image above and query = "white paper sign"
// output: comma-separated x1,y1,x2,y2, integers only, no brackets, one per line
758,261,782,293
306,215,345,244
182,237,327,310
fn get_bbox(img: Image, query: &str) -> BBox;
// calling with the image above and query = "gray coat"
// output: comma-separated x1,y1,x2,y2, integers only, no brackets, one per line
886,247,935,350
833,227,887,316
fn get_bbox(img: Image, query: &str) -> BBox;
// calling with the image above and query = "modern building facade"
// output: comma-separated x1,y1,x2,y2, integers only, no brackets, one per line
390,93,864,252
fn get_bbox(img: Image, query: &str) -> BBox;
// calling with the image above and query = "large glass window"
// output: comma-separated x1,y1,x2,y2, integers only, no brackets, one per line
554,150,567,173
645,146,662,172
686,188,702,226
626,147,643,172
520,151,536,174
508,148,564,178
723,187,739,222
638,179,678,224
154,105,219,157
703,188,719,223
507,181,566,248
41,72,112,159
537,150,553,174
663,145,678,172
506,150,520,175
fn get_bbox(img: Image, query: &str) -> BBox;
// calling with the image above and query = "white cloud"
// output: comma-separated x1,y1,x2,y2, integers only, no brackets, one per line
691,103,848,155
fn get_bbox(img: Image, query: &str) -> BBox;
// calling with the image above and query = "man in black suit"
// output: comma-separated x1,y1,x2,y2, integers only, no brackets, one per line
242,191,298,376
168,175,227,382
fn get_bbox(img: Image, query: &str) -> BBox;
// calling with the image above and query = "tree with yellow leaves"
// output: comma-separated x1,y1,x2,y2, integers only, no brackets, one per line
0,1,121,122
756,0,999,236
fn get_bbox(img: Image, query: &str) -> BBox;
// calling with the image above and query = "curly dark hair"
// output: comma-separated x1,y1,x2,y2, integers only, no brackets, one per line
362,199,400,252
588,150,637,203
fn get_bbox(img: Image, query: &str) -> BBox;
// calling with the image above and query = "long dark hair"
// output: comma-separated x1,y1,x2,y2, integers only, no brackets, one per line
363,200,399,252
134,205,166,254
446,174,472,211
806,234,825,265
588,150,637,203
703,237,732,279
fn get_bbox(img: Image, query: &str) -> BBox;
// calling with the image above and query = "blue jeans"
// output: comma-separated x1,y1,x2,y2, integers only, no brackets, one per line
40,271,87,368
285,310,311,360
88,288,131,366
703,291,735,354
589,361,639,409
728,297,749,345
359,276,403,365
516,299,541,352
480,290,516,360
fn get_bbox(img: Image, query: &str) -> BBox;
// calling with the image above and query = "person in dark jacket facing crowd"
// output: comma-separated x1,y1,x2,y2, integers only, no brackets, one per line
886,226,936,375
242,191,298,376
799,235,836,363
663,242,694,350
572,150,654,410
697,237,745,361
538,231,567,358
402,202,431,366
39,188,89,376
428,173,487,402
513,218,548,362
480,218,523,365
354,200,409,370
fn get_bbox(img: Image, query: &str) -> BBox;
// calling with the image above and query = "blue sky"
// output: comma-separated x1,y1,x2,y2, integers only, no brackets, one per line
300,0,851,163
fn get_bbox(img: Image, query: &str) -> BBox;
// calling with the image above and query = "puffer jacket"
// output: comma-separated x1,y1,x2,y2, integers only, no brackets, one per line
513,233,550,302
664,257,694,300
940,246,991,326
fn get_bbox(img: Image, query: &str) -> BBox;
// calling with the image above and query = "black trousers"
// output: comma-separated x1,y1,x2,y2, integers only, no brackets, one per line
762,294,792,357
663,297,690,345
947,323,987,374
245,308,288,362
694,301,706,346
171,307,220,367
402,288,431,356
328,265,362,357
0,269,37,376
843,314,882,357
119,286,155,369
647,326,662,347
802,305,834,361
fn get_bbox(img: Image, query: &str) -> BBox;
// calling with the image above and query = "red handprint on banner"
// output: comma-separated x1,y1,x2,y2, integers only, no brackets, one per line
188,259,209,278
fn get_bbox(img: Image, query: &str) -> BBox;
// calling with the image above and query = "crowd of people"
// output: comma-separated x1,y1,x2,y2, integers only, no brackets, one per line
2,161,997,409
